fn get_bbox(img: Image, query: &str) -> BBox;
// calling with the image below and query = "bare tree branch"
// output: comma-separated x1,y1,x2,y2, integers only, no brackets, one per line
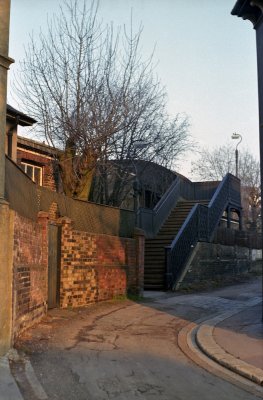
15,0,193,203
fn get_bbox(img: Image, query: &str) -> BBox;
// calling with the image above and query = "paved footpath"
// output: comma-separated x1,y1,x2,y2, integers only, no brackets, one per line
3,277,263,400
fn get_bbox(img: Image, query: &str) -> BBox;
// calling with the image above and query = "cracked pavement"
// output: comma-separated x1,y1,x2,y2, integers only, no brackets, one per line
14,277,262,400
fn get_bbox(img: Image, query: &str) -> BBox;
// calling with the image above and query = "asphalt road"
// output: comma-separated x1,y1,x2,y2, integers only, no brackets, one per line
14,277,262,400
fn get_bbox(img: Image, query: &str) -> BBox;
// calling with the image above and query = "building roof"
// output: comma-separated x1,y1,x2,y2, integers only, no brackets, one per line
112,159,189,180
6,104,37,127
110,159,191,190
17,136,61,157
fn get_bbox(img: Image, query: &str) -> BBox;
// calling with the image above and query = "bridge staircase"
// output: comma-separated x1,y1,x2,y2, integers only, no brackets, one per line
139,174,241,291
144,200,208,290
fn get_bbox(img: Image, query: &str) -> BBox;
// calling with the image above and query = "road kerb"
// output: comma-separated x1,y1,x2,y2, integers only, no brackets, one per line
178,320,263,398
195,301,263,387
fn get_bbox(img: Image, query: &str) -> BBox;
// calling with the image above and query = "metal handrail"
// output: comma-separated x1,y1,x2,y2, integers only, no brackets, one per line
138,176,182,237
165,173,241,289
153,177,181,213
138,175,222,238
152,177,182,235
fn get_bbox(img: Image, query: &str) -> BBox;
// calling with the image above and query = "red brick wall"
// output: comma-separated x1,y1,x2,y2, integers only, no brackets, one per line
12,212,144,336
13,212,48,338
17,148,57,191
59,218,143,308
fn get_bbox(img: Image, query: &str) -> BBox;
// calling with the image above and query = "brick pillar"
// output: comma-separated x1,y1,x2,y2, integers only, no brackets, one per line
57,217,72,308
134,228,145,296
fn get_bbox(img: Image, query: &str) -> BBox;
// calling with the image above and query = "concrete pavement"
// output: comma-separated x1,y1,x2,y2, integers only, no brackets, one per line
2,277,263,399
0,351,23,400
147,280,263,390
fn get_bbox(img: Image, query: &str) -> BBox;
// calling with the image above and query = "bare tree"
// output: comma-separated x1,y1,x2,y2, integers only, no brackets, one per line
15,0,192,204
191,145,261,231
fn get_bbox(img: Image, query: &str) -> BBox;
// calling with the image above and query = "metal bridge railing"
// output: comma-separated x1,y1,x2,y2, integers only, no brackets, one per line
165,173,241,290
138,176,221,238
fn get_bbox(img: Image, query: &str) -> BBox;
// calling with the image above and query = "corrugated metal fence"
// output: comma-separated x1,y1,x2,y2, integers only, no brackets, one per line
5,156,135,237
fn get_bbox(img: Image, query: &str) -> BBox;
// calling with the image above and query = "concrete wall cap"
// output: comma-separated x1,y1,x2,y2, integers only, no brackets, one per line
133,227,145,237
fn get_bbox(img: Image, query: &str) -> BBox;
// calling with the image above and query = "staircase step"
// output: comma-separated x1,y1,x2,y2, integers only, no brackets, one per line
144,277,165,283
145,254,166,258
145,260,165,265
144,284,165,290
145,258,166,263
158,227,182,232
144,273,165,279
144,267,165,272
145,251,168,255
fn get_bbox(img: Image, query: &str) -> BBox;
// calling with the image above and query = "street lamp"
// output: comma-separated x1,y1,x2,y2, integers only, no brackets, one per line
231,132,242,177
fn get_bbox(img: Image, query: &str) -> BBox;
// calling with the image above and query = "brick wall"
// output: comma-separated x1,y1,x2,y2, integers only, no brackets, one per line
12,212,48,338
59,217,143,308
17,148,57,191
11,211,144,336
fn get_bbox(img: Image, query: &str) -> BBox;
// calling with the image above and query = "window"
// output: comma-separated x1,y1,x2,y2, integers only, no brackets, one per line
144,190,161,209
21,162,43,186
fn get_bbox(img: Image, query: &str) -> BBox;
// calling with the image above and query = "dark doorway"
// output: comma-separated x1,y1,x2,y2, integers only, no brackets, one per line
48,223,61,309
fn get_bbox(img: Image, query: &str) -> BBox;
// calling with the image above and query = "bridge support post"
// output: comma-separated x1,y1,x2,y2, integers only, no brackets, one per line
165,246,172,290
227,206,231,228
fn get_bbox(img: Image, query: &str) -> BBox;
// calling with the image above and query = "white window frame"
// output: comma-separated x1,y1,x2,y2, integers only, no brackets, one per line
21,162,43,186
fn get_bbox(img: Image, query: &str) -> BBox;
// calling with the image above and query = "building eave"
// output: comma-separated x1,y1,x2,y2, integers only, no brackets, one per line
6,104,37,127
17,136,61,157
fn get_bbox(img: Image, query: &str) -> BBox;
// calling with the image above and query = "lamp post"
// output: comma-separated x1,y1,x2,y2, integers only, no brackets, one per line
231,132,242,177
231,0,263,321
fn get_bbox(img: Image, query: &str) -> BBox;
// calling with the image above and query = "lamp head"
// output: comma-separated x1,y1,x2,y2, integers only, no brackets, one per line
231,132,241,140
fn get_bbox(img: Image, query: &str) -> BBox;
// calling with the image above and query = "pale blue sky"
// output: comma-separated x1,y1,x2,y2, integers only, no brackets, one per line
8,0,259,176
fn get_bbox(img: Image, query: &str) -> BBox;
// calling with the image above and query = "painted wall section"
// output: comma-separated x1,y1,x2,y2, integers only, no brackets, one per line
0,203,13,354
